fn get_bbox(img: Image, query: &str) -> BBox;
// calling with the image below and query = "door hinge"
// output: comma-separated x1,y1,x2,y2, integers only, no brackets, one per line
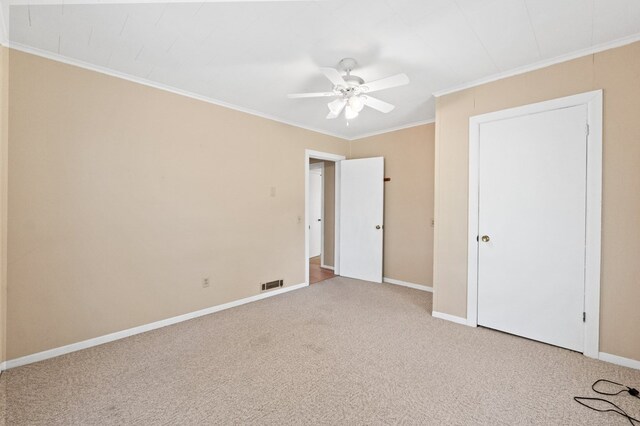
586,124,590,136
583,312,586,322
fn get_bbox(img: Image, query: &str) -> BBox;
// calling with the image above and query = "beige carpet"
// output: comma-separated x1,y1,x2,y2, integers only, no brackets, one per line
1,277,639,425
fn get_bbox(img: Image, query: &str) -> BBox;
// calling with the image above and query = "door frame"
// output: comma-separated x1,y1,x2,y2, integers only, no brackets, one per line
305,150,346,286
466,90,602,358
309,162,324,261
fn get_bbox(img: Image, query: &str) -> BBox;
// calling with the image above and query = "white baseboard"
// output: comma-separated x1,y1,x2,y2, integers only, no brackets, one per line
383,277,433,293
0,361,5,371
320,264,334,271
4,282,308,370
599,352,640,370
432,311,471,326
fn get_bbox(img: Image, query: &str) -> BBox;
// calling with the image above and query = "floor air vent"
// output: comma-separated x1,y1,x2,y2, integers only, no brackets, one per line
261,279,283,291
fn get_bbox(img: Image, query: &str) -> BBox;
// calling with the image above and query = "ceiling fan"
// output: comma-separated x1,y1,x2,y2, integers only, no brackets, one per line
287,58,409,120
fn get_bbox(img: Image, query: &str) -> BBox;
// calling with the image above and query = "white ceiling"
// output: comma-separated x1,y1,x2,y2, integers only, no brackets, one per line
7,0,640,139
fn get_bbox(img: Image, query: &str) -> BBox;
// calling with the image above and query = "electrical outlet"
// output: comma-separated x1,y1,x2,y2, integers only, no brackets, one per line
202,278,210,288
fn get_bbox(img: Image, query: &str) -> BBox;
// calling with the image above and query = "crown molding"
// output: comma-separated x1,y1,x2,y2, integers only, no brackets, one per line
348,119,435,141
8,42,352,141
433,32,640,98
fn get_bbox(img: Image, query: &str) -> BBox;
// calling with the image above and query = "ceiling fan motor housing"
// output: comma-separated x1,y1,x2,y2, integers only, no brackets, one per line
338,58,365,88
343,75,365,86
338,57,358,72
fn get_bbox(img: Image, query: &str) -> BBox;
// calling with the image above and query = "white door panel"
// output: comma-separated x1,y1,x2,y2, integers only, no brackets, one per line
309,170,322,258
477,105,587,352
339,157,384,283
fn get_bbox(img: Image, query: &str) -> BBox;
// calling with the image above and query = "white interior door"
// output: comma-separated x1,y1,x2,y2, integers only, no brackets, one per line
339,157,384,283
308,168,322,258
477,105,588,352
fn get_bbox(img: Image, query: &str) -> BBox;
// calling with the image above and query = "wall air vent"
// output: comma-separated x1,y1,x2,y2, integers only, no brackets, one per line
261,279,283,291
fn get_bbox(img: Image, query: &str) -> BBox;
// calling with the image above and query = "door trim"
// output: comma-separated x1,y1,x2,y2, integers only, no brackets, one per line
466,90,602,359
305,150,346,286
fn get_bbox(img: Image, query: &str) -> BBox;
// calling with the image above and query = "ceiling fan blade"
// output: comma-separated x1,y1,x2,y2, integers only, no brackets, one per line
287,92,337,99
326,98,347,119
320,67,347,87
361,73,409,93
363,96,395,113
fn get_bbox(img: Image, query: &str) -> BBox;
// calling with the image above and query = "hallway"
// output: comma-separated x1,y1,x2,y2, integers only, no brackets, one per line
309,256,335,284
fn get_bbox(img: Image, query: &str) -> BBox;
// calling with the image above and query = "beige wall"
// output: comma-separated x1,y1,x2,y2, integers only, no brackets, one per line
350,124,435,287
0,46,7,363
8,50,348,359
434,41,640,361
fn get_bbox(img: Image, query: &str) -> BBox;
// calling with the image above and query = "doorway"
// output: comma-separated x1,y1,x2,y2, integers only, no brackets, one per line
467,90,602,358
305,150,345,285
308,162,323,259
308,160,335,284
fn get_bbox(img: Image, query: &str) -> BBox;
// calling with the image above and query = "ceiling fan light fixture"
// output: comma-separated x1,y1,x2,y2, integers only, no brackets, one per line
328,98,345,115
345,105,359,120
288,59,410,121
348,96,365,113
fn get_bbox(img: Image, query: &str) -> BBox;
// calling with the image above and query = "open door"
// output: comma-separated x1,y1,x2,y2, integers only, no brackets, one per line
339,157,384,283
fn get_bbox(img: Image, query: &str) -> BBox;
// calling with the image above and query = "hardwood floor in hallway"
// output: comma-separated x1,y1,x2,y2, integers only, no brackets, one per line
309,256,335,284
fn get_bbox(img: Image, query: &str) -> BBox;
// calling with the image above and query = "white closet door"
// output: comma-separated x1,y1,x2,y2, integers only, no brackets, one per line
477,105,588,352
308,170,322,258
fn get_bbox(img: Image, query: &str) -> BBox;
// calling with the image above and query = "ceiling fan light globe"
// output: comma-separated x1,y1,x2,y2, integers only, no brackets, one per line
328,98,346,115
345,105,359,120
349,96,365,113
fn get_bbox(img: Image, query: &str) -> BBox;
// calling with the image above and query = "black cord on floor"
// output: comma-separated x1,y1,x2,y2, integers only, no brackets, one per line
574,379,640,425
592,379,640,398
